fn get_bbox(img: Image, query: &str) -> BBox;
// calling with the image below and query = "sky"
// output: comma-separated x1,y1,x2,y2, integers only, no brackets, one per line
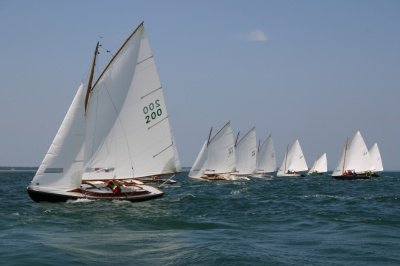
0,0,399,170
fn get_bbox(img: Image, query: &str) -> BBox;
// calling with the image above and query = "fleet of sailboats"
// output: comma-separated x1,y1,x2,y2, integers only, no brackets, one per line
27,22,386,203
27,22,181,202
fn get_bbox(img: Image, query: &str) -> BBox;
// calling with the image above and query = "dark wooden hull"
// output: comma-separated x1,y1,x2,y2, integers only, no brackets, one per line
332,175,371,180
27,187,164,203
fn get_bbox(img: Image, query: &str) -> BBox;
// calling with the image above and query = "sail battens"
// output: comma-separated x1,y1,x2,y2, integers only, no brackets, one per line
137,55,153,65
141,87,162,99
148,116,168,130
153,143,174,158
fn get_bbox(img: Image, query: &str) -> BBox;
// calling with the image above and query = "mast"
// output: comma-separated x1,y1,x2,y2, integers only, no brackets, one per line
84,41,100,111
342,138,348,175
235,131,240,147
207,127,213,146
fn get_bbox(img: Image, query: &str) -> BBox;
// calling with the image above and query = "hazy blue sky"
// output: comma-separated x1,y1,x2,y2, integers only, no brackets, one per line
0,0,399,170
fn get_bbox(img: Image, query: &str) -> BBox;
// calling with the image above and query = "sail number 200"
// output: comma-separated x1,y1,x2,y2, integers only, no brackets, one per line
143,100,162,124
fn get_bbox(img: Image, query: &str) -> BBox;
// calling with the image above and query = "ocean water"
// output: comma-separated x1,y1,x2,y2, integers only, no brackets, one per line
0,171,399,266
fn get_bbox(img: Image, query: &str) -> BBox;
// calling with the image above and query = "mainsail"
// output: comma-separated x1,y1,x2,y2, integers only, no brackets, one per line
369,143,383,172
82,23,181,180
256,134,277,173
277,139,308,176
235,127,257,175
308,153,327,174
189,122,236,179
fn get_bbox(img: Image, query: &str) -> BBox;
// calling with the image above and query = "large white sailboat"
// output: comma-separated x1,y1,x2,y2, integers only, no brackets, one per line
369,143,383,177
332,131,373,180
252,134,277,178
229,127,257,180
277,139,308,177
308,153,327,176
27,22,181,202
189,122,236,180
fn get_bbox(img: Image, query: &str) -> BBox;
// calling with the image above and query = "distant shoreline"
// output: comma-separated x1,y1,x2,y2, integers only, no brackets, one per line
0,166,192,173
0,167,38,172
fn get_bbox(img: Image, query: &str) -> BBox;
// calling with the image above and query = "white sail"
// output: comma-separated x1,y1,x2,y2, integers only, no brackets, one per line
188,140,208,179
82,23,180,180
256,134,277,173
189,122,236,179
205,122,236,174
369,143,383,172
30,83,86,192
332,139,347,177
277,139,308,176
344,131,372,174
308,153,327,174
235,127,257,175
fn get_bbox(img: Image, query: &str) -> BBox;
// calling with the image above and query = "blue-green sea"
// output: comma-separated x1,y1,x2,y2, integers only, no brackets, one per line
0,171,399,265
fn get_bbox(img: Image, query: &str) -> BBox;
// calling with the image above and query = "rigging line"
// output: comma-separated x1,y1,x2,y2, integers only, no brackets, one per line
153,143,174,158
148,116,168,130
87,95,100,180
103,84,135,177
141,86,162,99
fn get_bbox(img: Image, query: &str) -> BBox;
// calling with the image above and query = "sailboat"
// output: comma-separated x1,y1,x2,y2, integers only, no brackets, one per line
229,127,257,180
369,143,383,177
189,122,236,180
252,134,277,178
27,22,181,202
277,139,308,177
332,131,372,180
308,153,327,176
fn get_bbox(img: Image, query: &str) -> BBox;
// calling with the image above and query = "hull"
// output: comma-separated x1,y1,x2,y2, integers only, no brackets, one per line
251,172,274,179
27,185,164,203
332,175,371,180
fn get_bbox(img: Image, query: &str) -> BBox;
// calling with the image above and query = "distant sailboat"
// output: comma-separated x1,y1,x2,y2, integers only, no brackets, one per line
27,22,181,202
308,153,327,176
277,139,308,177
369,143,383,177
332,131,372,180
252,134,277,178
189,122,236,180
229,127,257,180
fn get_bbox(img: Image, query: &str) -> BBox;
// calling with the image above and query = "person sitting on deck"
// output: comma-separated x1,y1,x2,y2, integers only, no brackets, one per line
104,180,121,194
